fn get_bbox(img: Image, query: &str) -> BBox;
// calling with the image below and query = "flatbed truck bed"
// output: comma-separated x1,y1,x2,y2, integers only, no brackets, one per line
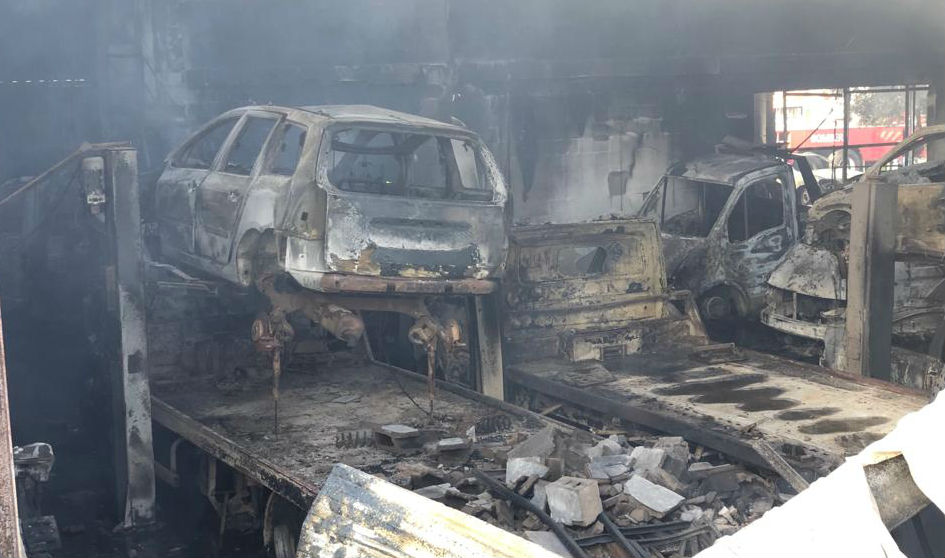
150,355,556,510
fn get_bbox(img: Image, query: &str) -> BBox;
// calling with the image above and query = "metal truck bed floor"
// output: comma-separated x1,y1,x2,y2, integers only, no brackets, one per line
151,359,550,509
508,349,928,474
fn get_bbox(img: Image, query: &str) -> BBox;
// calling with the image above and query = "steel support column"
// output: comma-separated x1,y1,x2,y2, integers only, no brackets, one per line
0,302,24,558
103,148,156,527
844,177,897,380
474,294,505,400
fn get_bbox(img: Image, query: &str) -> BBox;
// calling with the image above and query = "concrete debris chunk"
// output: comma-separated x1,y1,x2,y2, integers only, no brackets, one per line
629,446,666,474
623,474,684,517
531,480,550,511
437,437,468,452
687,462,737,479
639,467,687,494
584,436,623,459
380,424,420,438
586,454,631,480
680,505,704,522
506,456,549,485
654,436,690,477
413,483,451,500
507,426,557,460
524,530,574,557
546,476,603,527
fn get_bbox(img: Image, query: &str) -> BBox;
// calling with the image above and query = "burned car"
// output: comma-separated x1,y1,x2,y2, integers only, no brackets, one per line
762,126,945,384
637,151,817,337
154,105,508,293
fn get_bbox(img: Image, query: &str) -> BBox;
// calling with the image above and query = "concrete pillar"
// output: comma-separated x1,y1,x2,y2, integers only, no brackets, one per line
844,177,897,380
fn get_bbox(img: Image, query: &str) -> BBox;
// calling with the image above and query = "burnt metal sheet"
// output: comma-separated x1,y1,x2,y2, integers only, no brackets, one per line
508,349,928,476
296,463,559,558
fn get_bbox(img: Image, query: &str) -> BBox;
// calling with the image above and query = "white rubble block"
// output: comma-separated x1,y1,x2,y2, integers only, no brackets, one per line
506,456,549,484
531,480,550,511
584,437,624,460
624,474,684,517
546,476,603,527
629,446,666,474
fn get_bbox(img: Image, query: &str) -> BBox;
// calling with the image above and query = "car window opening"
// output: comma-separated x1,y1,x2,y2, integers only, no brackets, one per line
327,127,492,201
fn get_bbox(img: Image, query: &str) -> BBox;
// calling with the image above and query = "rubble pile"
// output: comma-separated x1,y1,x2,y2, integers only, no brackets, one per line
384,424,789,557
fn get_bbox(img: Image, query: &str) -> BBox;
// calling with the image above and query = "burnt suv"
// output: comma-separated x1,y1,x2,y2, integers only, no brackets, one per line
153,105,508,294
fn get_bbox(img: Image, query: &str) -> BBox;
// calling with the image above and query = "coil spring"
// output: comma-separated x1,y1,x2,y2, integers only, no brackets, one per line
335,430,374,448
475,415,512,435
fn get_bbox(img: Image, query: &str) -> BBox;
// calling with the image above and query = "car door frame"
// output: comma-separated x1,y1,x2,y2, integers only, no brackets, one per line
194,109,283,265
705,166,798,315
156,112,244,259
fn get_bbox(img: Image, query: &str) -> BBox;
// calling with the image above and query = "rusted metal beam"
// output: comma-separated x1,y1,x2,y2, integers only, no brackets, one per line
474,294,505,400
103,148,156,527
0,301,24,558
865,454,931,531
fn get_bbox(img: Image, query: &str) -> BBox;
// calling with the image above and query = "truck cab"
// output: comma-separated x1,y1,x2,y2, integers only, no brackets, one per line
638,153,800,335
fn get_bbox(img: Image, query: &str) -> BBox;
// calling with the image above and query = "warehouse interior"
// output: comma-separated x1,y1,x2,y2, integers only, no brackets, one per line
1,1,945,557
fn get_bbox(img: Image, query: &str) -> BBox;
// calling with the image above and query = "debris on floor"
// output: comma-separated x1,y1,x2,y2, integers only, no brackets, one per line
368,422,789,557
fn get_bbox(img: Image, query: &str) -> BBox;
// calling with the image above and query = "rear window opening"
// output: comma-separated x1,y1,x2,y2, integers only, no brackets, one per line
326,127,492,201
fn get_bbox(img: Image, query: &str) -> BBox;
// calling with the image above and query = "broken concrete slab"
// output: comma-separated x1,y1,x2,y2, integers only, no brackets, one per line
623,474,684,517
507,426,556,460
688,462,737,479
506,457,549,485
546,477,603,527
437,437,468,452
629,446,666,474
586,454,631,480
380,424,420,439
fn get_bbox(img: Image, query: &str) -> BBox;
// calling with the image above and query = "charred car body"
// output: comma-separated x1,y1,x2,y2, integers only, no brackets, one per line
152,105,509,388
637,151,816,336
154,105,507,292
762,126,945,388
502,219,706,364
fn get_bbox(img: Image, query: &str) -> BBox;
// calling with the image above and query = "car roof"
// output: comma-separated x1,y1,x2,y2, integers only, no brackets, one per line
668,153,783,184
234,104,470,133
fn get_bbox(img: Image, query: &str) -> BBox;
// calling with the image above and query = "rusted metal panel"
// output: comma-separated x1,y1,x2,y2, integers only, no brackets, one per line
296,463,559,558
503,220,669,360
0,301,24,558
